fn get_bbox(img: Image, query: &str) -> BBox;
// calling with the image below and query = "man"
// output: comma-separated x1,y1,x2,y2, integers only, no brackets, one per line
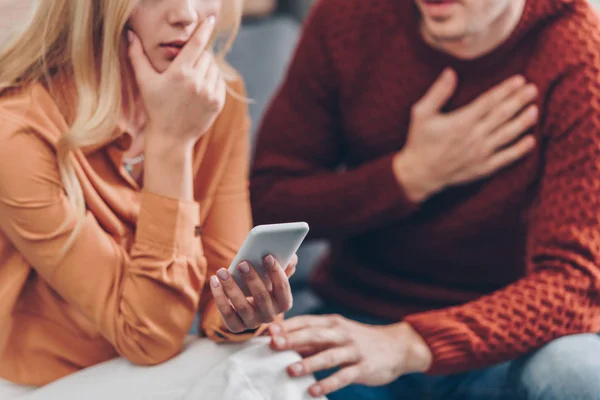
251,0,600,399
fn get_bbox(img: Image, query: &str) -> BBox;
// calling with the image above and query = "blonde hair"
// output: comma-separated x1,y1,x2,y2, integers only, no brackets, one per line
0,0,243,252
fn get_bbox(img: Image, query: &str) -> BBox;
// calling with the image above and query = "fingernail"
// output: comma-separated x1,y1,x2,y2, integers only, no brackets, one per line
210,276,220,288
310,385,323,396
270,324,281,334
217,269,229,281
265,255,275,267
207,15,216,25
127,30,134,43
273,336,286,348
290,363,304,375
238,262,250,274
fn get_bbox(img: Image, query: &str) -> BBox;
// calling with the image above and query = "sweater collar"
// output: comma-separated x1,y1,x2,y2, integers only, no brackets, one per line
404,0,576,73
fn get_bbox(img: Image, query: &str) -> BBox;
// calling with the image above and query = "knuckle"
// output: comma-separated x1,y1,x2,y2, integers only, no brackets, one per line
197,86,210,99
495,104,513,121
235,304,252,318
253,290,271,304
173,68,188,81
220,307,236,319
324,353,337,368
280,303,292,314
258,309,274,324
274,279,290,293
339,371,354,386
315,329,330,343
411,103,425,118
207,96,221,110
280,297,293,313
330,314,344,326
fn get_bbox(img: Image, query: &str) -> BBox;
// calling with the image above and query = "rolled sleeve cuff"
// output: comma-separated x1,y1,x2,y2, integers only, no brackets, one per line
135,191,200,256
404,311,475,375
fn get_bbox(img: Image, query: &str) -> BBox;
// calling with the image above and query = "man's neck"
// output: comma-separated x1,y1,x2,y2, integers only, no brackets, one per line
421,0,526,60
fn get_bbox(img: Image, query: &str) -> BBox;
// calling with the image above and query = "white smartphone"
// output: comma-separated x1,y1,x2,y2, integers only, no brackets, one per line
228,222,310,297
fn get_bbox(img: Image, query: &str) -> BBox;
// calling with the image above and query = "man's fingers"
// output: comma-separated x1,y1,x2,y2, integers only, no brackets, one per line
486,105,538,151
476,84,538,135
274,314,343,333
288,347,361,377
310,366,361,397
170,16,216,69
127,30,156,82
460,75,527,120
482,135,536,176
209,276,245,333
271,326,349,351
412,68,457,117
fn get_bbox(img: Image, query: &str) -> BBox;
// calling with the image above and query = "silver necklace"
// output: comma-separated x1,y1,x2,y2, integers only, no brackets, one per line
123,154,144,175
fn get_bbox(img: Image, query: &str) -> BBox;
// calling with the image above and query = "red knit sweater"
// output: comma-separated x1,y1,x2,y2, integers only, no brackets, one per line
251,0,600,375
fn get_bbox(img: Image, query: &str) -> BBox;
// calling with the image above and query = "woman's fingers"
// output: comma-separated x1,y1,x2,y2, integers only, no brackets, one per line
238,261,278,323
264,255,294,314
209,276,245,333
216,268,259,329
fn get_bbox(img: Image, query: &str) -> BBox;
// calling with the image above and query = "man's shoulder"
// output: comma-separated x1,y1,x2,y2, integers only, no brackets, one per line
307,0,410,48
534,2,600,68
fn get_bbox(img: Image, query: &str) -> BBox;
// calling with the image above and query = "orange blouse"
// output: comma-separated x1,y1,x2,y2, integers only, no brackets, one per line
0,77,263,386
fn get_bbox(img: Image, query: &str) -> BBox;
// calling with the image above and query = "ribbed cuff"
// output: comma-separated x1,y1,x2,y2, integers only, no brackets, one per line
136,191,200,256
404,311,476,375
366,154,421,221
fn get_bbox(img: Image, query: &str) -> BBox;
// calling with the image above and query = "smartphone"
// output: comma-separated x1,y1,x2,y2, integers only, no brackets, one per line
228,222,310,297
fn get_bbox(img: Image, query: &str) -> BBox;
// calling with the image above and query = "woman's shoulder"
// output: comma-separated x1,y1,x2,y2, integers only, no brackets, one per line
0,83,69,148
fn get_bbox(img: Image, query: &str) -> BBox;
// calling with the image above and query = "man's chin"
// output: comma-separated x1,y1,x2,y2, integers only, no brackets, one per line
422,21,468,44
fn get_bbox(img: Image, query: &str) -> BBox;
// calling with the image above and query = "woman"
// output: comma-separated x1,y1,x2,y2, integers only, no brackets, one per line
0,0,318,398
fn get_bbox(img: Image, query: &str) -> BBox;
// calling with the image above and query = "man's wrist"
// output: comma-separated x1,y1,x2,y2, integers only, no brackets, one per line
389,322,433,373
392,150,439,204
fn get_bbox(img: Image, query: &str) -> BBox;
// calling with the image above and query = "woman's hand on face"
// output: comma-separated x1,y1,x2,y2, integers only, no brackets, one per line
209,255,298,333
128,16,226,148
269,315,433,397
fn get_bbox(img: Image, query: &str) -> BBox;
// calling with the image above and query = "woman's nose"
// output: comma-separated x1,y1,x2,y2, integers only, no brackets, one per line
166,0,198,28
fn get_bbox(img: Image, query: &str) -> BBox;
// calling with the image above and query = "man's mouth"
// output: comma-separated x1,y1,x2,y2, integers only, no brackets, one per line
420,0,458,18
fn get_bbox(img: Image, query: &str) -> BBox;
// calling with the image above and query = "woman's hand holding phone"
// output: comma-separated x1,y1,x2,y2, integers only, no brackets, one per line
210,254,298,333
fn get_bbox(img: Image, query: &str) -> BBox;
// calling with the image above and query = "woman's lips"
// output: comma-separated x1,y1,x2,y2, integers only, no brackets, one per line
160,41,186,59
